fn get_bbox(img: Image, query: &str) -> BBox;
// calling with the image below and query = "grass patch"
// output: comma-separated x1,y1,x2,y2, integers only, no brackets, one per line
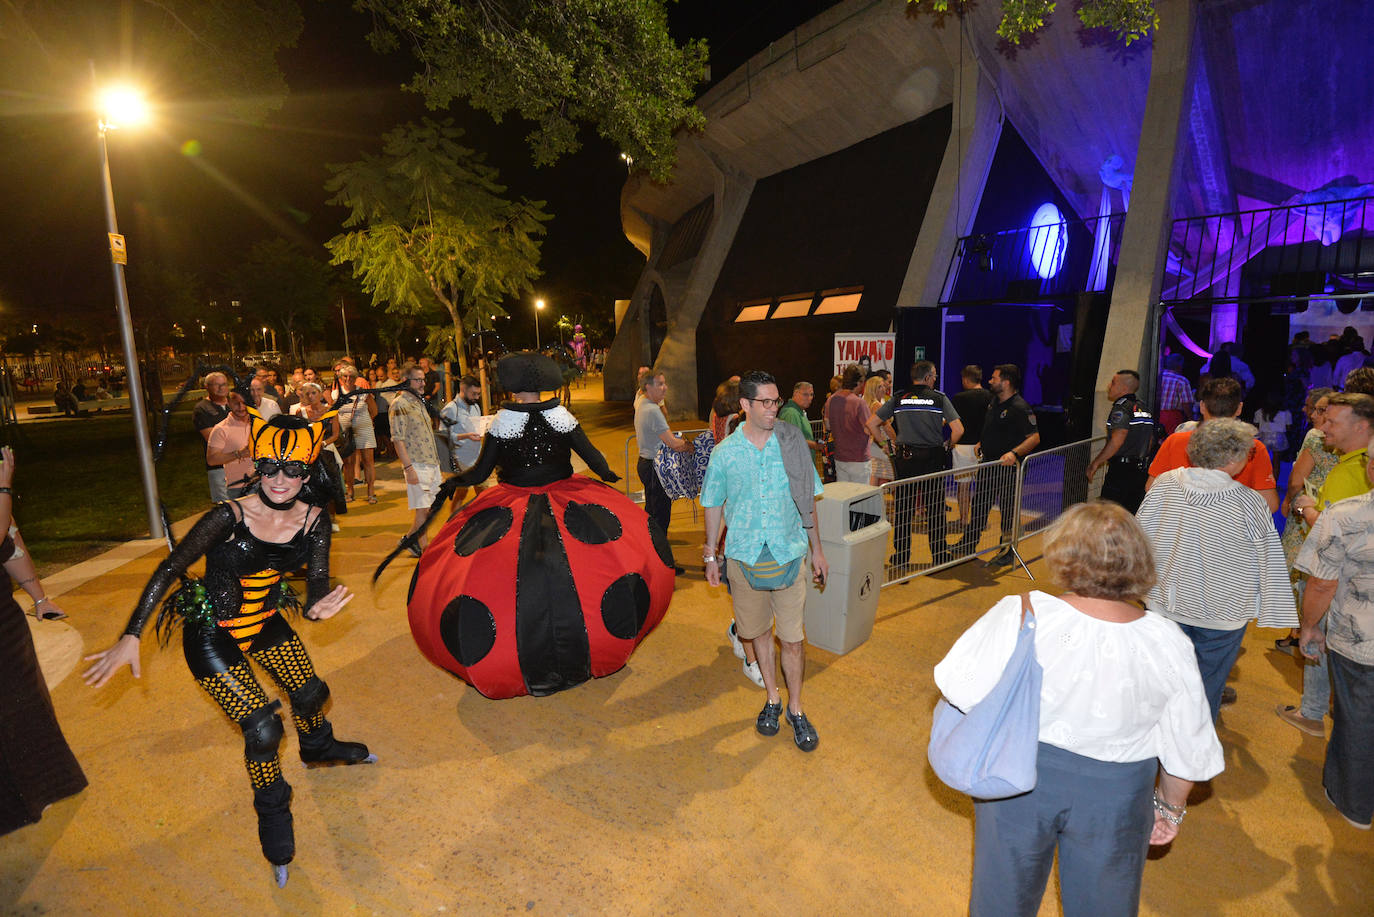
6,406,213,576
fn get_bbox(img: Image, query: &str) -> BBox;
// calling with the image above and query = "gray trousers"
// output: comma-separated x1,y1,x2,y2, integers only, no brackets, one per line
971,743,1157,917
207,467,228,503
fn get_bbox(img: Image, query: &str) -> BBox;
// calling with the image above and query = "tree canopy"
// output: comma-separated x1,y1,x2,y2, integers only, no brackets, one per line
906,0,1161,46
225,239,337,364
324,118,550,375
354,0,709,181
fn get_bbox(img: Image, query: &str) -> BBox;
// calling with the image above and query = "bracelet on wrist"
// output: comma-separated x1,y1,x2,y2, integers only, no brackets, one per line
33,596,49,606
0,486,13,495
1152,791,1186,826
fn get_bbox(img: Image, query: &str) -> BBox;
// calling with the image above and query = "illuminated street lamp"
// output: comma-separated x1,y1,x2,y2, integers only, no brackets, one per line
95,73,163,539
534,298,546,350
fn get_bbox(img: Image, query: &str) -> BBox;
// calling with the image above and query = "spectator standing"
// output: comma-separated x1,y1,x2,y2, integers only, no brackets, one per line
935,501,1222,917
710,379,741,443
955,364,1039,567
389,363,442,556
1293,393,1374,527
419,356,442,404
1201,341,1255,392
1157,353,1194,434
950,365,993,531
869,360,963,567
1294,444,1374,830
291,383,347,520
863,375,895,487
440,375,486,504
1253,392,1293,481
332,365,377,503
776,382,819,459
194,371,232,502
702,370,827,752
206,393,255,497
1147,376,1279,513
250,378,281,420
1136,419,1297,720
1086,370,1158,513
824,365,871,484
634,372,688,564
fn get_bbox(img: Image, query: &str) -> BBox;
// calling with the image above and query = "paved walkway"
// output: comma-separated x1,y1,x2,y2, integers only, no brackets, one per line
3,379,1369,914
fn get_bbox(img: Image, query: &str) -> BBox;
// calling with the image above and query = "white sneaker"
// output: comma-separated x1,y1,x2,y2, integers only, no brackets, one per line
728,622,746,660
742,660,765,688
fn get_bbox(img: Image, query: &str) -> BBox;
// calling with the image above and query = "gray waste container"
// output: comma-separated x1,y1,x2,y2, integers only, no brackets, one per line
804,481,891,655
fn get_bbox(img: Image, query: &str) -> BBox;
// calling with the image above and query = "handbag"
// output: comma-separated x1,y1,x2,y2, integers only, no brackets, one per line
928,593,1042,799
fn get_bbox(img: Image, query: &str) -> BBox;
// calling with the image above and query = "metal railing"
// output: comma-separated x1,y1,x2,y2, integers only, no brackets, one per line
879,436,1104,586
942,214,1126,305
1162,195,1374,305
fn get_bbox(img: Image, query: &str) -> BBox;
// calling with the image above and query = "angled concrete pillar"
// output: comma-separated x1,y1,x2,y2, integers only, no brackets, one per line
1095,0,1196,423
897,31,1003,309
652,146,755,420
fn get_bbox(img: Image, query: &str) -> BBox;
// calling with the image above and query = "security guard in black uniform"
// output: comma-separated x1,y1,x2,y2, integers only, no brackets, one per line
1086,369,1157,513
867,361,963,567
955,363,1040,566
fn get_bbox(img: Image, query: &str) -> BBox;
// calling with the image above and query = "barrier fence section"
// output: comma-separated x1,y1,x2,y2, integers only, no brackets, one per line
879,436,1104,587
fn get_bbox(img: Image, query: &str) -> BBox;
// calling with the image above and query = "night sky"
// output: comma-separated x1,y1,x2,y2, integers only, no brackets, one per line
0,0,838,353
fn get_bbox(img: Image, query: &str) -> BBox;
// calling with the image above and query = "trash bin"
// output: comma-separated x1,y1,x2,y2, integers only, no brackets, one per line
804,481,891,655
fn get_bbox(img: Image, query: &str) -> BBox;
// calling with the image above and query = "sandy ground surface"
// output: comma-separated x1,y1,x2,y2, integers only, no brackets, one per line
2,378,1371,915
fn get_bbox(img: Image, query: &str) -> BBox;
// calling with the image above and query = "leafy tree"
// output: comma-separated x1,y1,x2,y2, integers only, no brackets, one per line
906,0,1160,46
225,239,336,364
0,1,302,121
355,0,709,181
324,118,549,376
127,261,205,352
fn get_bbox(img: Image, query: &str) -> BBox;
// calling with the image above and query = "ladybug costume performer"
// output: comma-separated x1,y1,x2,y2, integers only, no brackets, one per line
83,410,372,888
401,352,675,698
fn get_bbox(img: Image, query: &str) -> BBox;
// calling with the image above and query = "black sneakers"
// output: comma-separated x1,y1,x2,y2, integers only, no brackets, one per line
756,701,782,736
786,710,819,752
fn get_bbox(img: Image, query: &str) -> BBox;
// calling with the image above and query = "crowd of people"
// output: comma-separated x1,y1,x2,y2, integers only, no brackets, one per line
11,330,1374,907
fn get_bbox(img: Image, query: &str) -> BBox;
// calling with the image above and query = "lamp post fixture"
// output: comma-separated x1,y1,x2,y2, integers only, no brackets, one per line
95,73,164,540
534,298,546,350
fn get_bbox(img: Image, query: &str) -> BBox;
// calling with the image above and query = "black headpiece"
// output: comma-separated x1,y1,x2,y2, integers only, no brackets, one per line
496,352,563,393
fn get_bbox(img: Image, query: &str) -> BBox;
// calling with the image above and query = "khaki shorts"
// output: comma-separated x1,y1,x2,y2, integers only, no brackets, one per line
952,443,979,481
406,462,443,509
727,558,807,643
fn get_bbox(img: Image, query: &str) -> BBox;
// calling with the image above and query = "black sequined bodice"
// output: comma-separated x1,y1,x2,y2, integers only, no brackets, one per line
123,502,332,637
454,399,616,489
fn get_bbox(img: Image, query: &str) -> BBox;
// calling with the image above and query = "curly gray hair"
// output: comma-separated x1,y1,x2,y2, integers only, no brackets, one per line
1186,417,1256,470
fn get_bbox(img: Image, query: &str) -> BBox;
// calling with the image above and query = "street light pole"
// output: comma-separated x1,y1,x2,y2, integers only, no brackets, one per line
339,300,350,360
94,72,164,539
535,298,545,350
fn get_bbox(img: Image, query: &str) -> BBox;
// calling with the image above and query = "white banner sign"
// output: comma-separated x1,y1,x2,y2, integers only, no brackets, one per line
833,333,896,377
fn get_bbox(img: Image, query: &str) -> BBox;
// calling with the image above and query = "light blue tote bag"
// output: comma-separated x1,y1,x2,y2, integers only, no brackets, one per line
928,593,1042,799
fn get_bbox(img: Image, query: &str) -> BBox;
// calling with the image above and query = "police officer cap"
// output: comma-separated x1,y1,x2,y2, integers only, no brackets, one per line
496,351,563,393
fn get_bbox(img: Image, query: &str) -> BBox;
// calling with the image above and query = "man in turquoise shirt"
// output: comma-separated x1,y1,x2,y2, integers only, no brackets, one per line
702,370,828,752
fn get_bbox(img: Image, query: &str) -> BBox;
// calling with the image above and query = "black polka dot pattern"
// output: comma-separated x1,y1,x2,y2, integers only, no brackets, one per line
439,595,497,666
600,573,650,640
563,502,623,544
647,518,675,568
453,507,513,556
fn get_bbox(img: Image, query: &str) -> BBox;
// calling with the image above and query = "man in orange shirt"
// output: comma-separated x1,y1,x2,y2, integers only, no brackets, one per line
1146,376,1279,513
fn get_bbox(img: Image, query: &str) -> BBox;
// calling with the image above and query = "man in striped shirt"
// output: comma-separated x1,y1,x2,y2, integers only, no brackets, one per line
1157,353,1194,434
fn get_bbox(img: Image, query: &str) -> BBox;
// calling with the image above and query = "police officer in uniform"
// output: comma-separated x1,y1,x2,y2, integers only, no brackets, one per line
1086,369,1157,513
867,361,963,567
955,363,1040,566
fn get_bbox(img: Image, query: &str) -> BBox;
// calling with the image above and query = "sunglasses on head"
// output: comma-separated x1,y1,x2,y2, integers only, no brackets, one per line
255,459,309,478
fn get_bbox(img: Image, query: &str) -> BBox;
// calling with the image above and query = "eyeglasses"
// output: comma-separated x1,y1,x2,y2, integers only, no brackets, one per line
255,459,309,479
747,397,784,409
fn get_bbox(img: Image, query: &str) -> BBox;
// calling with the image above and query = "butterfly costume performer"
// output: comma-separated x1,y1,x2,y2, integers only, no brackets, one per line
397,352,675,699
86,409,372,887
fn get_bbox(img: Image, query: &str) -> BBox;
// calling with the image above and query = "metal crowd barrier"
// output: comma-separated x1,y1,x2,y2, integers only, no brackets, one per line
878,436,1105,587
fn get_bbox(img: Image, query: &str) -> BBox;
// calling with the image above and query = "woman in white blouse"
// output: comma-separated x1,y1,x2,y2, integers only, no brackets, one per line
935,501,1223,917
